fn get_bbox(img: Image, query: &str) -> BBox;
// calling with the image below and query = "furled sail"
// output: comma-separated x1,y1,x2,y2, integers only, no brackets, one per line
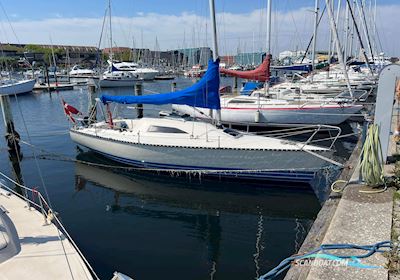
220,54,271,82
101,59,221,109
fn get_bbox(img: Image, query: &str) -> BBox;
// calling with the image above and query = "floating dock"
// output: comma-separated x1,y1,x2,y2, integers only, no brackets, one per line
0,188,94,279
33,83,76,91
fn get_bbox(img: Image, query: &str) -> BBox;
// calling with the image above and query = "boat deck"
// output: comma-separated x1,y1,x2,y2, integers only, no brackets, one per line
0,189,93,280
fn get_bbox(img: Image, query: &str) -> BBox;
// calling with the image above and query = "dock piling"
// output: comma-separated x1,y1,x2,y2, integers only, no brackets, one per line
87,84,97,124
135,83,143,119
0,95,24,188
44,64,51,92
171,82,177,92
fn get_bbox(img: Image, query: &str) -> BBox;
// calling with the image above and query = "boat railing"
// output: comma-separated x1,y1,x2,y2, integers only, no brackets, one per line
300,124,341,150
0,171,100,280
252,124,342,151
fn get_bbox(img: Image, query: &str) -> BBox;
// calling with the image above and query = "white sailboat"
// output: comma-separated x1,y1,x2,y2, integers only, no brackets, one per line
173,0,363,126
0,79,35,96
68,0,339,184
173,96,362,125
98,0,140,88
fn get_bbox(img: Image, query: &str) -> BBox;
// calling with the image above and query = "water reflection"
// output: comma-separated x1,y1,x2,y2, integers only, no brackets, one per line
73,152,320,280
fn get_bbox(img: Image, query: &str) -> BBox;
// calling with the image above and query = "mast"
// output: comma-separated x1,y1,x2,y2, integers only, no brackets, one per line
373,0,377,54
108,0,113,63
265,0,272,93
327,0,333,65
355,0,374,62
325,0,353,98
311,0,319,82
208,0,221,124
348,0,356,59
344,1,350,64
266,0,272,55
209,0,219,61
346,0,373,74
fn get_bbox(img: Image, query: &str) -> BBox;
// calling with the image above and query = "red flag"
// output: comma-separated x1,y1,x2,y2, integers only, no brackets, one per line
62,99,80,123
62,99,80,115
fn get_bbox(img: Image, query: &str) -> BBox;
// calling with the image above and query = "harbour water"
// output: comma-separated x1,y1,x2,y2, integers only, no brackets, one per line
0,77,355,279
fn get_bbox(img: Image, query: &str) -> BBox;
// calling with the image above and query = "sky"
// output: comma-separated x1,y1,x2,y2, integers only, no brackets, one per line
0,0,398,56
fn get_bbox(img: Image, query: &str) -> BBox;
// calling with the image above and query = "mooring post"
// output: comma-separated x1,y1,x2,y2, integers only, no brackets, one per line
87,84,97,124
171,82,177,92
0,95,24,188
135,83,143,119
44,64,51,92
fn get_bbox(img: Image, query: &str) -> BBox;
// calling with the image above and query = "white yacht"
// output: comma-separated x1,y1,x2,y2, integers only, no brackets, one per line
69,65,96,78
111,61,159,81
98,69,140,88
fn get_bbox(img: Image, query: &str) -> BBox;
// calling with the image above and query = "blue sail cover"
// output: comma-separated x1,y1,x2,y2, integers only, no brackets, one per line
101,59,221,109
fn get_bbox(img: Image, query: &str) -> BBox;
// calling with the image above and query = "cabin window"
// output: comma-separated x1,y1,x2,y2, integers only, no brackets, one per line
228,100,256,104
147,126,188,134
223,128,242,138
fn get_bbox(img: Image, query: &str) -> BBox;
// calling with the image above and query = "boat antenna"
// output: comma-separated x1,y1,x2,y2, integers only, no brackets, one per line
208,0,222,126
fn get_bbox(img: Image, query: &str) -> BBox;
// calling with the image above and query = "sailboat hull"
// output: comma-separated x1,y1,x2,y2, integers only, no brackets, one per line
173,104,362,125
0,79,35,96
70,129,331,184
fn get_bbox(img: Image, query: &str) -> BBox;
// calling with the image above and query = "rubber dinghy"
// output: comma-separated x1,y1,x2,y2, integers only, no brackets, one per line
69,59,338,184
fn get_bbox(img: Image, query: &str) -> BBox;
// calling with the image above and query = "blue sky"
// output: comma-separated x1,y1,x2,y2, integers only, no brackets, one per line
0,0,398,56
2,0,398,20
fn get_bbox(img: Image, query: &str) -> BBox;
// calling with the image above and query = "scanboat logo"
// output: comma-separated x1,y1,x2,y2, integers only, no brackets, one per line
292,253,381,269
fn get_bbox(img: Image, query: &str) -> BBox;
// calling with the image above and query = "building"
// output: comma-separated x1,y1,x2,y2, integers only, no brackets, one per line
176,47,212,66
0,43,98,67
220,55,235,67
234,52,266,66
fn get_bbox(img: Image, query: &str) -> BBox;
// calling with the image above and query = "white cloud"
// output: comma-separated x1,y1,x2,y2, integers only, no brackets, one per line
0,4,398,57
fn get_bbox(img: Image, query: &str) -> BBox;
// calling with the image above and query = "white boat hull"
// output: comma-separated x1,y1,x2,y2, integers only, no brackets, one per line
173,104,362,125
0,79,35,96
136,71,158,81
70,128,331,183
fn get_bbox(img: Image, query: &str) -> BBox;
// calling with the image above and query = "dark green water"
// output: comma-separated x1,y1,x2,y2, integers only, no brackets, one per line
0,77,333,280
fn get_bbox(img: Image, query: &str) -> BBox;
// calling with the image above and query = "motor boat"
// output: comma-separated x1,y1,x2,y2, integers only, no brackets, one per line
110,61,159,81
69,65,96,78
98,69,141,88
